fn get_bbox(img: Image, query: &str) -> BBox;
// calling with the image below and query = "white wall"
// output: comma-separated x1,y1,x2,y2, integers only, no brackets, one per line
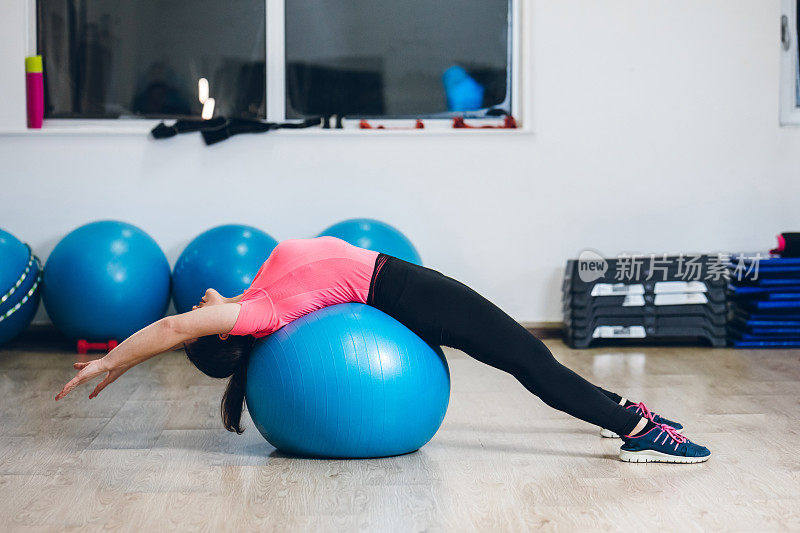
1,0,799,324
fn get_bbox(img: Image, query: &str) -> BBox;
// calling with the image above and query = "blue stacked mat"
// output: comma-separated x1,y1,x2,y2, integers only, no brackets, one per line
728,257,800,348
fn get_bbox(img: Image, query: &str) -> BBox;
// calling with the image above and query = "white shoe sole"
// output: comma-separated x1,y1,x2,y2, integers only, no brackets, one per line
619,449,710,464
600,426,684,439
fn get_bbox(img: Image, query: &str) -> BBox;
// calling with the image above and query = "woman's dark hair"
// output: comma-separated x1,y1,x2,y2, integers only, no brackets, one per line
184,334,255,433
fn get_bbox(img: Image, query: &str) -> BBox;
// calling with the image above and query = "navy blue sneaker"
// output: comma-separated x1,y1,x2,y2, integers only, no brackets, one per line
600,402,684,438
619,424,711,464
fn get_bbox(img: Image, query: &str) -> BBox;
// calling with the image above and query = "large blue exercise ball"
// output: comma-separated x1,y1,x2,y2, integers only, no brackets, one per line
318,219,422,265
0,229,41,346
42,221,171,341
246,303,450,458
172,225,278,314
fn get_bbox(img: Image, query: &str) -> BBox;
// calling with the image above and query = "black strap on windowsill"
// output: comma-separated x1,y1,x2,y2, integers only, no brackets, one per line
150,116,322,145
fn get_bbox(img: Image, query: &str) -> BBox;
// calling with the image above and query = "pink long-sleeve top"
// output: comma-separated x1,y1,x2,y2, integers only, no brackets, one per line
228,237,379,337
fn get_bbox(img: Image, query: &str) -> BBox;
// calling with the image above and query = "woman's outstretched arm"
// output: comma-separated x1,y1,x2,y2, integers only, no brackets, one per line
55,304,240,401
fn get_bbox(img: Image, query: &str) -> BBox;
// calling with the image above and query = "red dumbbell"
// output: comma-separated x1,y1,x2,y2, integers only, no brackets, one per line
76,339,119,354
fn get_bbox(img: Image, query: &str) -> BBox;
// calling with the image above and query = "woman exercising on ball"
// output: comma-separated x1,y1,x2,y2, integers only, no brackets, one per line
56,237,710,463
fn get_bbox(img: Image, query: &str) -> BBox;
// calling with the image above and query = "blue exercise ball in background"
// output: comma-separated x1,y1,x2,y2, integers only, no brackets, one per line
172,225,278,314
42,221,171,341
0,229,41,347
246,303,450,458
318,219,422,265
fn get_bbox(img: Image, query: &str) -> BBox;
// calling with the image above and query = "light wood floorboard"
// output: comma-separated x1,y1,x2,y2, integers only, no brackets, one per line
1,341,799,531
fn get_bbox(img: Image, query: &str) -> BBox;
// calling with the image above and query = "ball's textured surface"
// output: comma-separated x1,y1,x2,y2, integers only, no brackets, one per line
246,304,449,458
172,225,278,314
0,229,41,346
42,221,170,341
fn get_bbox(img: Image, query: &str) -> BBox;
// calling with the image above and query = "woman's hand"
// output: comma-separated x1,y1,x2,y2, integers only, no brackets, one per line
55,358,127,401
193,289,244,310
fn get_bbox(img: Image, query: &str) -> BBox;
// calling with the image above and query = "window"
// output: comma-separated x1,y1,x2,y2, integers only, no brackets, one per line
33,0,518,125
37,0,266,119
780,0,800,125
284,0,512,119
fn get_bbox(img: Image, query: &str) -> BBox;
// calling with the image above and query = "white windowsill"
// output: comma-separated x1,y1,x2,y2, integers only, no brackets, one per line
0,120,158,136
0,119,533,137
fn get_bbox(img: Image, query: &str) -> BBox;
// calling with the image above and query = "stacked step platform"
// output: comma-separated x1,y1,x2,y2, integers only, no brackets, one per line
728,256,800,348
563,255,728,348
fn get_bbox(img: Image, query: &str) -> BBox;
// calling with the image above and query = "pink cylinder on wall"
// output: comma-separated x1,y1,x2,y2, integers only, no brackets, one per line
26,56,44,129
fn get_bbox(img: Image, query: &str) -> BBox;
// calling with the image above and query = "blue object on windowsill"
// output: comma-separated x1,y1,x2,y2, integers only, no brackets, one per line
443,66,485,112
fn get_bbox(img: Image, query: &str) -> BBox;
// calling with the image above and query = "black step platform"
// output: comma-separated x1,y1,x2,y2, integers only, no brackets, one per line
563,254,729,349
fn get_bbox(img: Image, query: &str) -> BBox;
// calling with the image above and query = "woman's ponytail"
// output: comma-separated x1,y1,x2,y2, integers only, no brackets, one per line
221,361,249,434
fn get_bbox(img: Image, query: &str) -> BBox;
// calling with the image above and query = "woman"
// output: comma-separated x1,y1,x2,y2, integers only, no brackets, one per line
56,237,710,463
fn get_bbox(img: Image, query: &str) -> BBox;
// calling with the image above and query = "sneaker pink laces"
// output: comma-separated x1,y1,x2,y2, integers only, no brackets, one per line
653,423,687,451
631,402,656,421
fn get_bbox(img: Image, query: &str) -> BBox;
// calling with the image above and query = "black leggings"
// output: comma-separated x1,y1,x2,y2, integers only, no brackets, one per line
368,255,642,437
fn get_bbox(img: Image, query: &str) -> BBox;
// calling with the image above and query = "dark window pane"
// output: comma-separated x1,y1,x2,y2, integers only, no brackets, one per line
286,0,511,118
37,0,266,119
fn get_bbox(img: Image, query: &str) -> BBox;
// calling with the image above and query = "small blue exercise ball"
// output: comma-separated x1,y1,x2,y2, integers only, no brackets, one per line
172,225,278,314
0,229,41,346
318,219,422,265
42,221,170,341
246,303,450,458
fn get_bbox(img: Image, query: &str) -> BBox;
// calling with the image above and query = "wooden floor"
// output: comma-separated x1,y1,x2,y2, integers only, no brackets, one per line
1,338,799,532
